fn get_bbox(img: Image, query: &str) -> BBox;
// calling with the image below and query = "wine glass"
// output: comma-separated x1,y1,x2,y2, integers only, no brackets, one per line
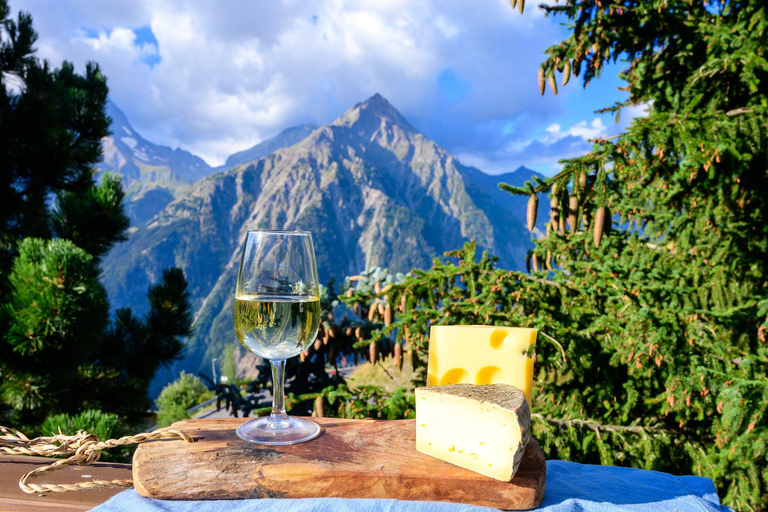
233,230,322,445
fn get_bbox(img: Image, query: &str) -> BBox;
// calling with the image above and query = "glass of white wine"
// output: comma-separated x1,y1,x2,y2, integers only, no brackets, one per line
234,229,322,445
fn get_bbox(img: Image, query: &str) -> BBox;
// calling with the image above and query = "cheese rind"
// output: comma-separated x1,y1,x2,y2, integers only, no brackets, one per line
427,326,536,407
415,384,531,482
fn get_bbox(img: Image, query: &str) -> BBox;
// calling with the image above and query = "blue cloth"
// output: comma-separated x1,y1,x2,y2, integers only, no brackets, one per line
91,460,733,512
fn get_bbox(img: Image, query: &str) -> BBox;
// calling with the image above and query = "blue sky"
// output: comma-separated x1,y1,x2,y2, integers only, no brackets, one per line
12,0,642,175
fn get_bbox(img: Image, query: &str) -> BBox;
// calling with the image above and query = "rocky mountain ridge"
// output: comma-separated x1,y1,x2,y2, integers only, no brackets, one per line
100,94,540,391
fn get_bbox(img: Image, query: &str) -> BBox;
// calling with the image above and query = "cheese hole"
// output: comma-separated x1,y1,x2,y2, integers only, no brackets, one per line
476,366,505,385
490,329,512,350
439,368,471,385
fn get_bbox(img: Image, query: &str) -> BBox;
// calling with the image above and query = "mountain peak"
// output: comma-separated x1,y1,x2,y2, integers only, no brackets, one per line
333,93,417,134
105,99,134,136
359,92,394,112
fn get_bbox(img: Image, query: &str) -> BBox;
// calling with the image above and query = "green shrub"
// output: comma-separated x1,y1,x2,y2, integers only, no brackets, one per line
40,409,120,440
155,372,214,427
39,409,127,462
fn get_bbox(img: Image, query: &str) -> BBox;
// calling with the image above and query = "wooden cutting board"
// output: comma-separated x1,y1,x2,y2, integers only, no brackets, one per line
133,417,546,510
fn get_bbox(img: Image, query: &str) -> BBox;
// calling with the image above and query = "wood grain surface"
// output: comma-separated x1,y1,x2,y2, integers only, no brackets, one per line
0,455,131,511
133,417,545,510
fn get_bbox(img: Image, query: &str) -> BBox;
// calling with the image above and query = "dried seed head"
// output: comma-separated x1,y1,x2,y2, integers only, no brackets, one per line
384,302,393,326
394,342,403,371
527,194,539,231
538,68,546,96
369,341,378,364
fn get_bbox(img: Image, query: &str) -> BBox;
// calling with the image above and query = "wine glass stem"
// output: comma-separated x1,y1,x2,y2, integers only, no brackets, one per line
269,359,288,422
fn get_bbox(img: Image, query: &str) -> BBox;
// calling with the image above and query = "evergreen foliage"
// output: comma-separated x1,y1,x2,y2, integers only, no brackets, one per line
0,0,109,269
52,173,130,262
354,1,768,509
39,409,122,443
0,0,193,428
38,409,128,462
296,2,767,509
1,238,107,412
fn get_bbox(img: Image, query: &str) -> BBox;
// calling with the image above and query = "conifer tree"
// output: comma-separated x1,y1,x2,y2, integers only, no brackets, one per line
355,1,766,509
0,0,193,425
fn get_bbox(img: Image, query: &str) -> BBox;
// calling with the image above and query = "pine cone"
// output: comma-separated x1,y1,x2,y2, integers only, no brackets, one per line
394,342,403,371
548,72,558,95
594,206,607,248
527,194,539,231
568,195,579,231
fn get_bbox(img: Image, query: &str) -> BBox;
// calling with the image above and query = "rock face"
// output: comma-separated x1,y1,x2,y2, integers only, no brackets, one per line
223,123,319,170
102,93,534,387
97,101,213,226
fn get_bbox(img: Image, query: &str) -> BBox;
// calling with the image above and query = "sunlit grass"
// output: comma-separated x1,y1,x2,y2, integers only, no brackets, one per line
346,356,418,393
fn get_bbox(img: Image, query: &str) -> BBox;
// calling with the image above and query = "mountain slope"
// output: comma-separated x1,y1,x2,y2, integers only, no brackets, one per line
459,166,549,234
98,101,213,225
102,93,532,390
223,123,319,169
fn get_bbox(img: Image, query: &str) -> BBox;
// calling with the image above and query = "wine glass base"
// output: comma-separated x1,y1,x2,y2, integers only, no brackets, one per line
236,415,321,445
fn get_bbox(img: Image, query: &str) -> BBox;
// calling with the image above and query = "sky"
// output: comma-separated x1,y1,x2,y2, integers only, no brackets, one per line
12,0,642,175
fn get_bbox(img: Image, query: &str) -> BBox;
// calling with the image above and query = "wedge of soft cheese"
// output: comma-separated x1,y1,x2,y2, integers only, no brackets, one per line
415,384,531,481
427,326,537,407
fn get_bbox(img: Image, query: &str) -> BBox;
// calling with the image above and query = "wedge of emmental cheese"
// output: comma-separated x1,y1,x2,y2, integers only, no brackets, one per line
415,383,531,482
427,326,537,407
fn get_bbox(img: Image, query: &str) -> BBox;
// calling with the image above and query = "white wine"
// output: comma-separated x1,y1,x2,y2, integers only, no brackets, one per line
234,294,321,359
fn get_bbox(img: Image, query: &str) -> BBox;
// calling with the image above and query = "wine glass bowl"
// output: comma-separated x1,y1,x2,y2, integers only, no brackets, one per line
234,230,322,445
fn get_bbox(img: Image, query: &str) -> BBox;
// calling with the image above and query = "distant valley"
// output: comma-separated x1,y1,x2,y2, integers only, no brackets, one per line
98,94,543,393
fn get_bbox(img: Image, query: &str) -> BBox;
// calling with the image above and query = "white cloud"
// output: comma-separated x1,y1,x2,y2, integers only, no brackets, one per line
545,118,607,142
621,102,652,124
11,0,623,169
